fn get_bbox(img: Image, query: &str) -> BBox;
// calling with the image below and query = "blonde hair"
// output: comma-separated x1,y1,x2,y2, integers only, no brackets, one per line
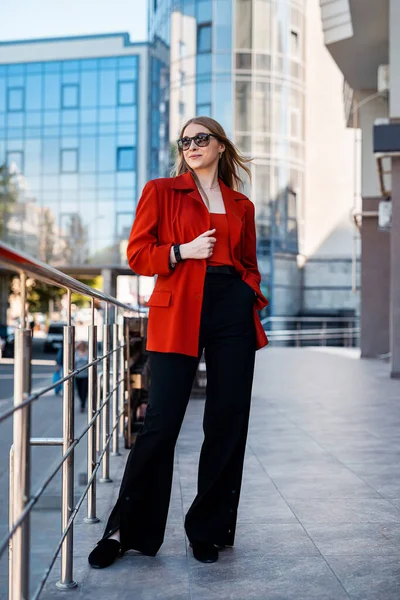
173,116,252,191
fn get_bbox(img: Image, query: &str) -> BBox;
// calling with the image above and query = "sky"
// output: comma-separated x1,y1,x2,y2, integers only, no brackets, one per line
0,0,148,43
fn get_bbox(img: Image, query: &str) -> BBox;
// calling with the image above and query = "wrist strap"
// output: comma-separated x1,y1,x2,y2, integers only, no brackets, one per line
173,244,183,263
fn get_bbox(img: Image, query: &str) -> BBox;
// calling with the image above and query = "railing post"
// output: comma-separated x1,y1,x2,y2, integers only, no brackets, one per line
321,320,327,346
296,321,301,348
12,322,32,600
118,322,125,438
84,300,99,524
125,318,132,449
57,307,77,590
100,304,112,483
96,372,102,454
9,445,14,600
112,321,120,456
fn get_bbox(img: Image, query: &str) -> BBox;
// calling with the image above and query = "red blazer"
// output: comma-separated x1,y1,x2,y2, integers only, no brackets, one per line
127,171,269,357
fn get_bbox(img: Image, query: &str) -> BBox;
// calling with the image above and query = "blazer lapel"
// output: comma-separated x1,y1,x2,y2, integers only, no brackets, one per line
171,171,205,207
219,179,246,259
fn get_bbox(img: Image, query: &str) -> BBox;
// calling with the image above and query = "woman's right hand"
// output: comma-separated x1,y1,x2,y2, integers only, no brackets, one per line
180,229,217,260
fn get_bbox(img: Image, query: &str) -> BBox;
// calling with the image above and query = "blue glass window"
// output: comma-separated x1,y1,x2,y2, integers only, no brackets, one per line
26,63,43,74
63,61,79,72
117,147,135,171
6,150,24,173
197,81,212,104
60,149,78,173
81,72,97,107
197,24,212,53
62,84,79,109
196,103,212,117
26,112,42,127
197,53,212,76
8,113,24,128
44,111,60,126
8,64,24,76
81,59,98,71
44,74,61,109
26,76,42,111
80,137,97,173
118,81,136,106
118,56,137,69
197,0,212,23
7,87,24,112
0,79,5,112
45,62,61,73
100,71,116,107
100,57,117,70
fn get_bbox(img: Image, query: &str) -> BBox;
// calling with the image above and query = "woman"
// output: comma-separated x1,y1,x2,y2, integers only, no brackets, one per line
88,116,268,569
75,341,89,413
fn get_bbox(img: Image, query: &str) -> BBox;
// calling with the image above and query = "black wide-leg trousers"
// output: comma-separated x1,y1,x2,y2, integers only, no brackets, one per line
101,272,256,556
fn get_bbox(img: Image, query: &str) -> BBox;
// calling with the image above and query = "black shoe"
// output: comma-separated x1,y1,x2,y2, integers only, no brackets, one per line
88,539,121,569
190,541,219,563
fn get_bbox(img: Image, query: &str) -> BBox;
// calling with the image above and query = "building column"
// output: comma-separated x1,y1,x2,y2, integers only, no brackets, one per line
360,198,390,358
390,160,400,376
101,269,117,299
0,274,9,323
389,0,400,377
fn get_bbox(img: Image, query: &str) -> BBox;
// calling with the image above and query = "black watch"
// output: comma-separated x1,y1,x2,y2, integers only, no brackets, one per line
173,244,183,263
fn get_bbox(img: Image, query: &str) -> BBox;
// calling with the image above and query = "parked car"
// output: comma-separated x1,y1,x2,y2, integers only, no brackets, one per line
44,322,66,353
0,324,15,358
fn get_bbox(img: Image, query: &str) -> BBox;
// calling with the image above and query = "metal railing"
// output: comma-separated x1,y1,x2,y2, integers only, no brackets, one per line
0,241,141,600
262,316,360,347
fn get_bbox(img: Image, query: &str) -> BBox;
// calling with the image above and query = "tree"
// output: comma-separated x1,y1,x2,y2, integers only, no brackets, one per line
10,277,64,315
39,206,56,264
0,163,18,240
71,276,102,308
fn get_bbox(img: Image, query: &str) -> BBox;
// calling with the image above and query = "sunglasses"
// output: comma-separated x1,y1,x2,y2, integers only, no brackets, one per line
177,132,218,151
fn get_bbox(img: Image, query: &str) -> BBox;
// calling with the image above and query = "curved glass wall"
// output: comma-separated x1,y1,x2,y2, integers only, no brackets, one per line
234,0,305,270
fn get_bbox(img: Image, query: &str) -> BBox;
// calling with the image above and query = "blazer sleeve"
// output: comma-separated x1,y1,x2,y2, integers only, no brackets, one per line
242,200,269,310
126,180,173,277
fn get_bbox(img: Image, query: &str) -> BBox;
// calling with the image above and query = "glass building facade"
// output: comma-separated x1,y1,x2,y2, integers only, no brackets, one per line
149,0,305,312
0,33,168,269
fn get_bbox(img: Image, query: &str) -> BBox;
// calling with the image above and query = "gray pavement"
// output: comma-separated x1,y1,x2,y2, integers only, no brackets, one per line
6,347,400,599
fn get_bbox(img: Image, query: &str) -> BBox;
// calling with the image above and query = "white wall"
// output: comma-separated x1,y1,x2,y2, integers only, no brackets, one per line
358,92,389,198
390,0,400,118
304,0,357,259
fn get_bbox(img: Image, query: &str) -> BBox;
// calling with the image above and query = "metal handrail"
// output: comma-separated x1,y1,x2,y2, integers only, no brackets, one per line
262,315,359,325
0,241,134,312
265,326,360,347
0,243,141,599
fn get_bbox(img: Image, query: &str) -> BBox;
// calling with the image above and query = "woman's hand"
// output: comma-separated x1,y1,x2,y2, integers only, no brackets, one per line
180,229,217,260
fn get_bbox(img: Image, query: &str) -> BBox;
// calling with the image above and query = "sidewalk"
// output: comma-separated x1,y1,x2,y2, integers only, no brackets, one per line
40,347,400,600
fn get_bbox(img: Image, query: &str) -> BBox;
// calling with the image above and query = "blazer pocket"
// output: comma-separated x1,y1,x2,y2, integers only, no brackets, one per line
146,290,172,307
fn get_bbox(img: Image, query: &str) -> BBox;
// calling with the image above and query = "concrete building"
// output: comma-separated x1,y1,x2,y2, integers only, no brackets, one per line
149,0,358,319
0,32,168,317
319,0,400,376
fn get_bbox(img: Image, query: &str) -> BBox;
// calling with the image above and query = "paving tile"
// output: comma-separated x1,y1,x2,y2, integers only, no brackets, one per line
287,498,400,524
230,523,320,556
304,523,400,556
268,472,380,499
189,555,349,600
237,494,298,524
325,554,400,600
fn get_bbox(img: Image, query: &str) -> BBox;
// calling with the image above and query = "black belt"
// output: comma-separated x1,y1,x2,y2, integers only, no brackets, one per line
206,265,237,275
